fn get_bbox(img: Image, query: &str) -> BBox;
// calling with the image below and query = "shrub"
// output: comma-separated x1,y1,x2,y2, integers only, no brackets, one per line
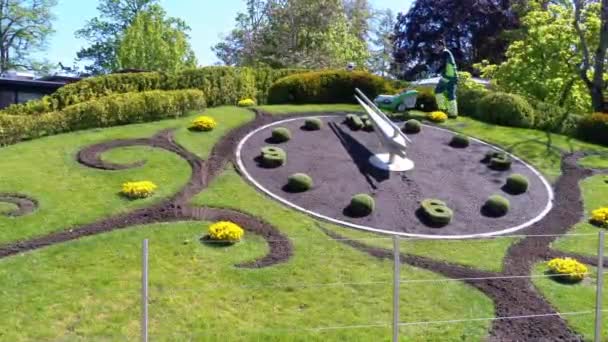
547,257,588,283
529,98,579,135
505,174,529,194
191,116,217,132
457,87,487,117
260,146,286,168
271,127,291,143
238,98,256,107
303,117,323,131
591,207,608,228
0,89,206,146
346,114,364,130
362,118,374,132
483,195,510,217
420,199,453,226
402,119,421,134
450,134,470,148
578,113,608,146
484,151,512,171
268,70,395,104
427,111,448,123
121,181,157,199
348,194,375,217
414,88,438,112
286,173,313,192
476,92,536,128
207,221,244,243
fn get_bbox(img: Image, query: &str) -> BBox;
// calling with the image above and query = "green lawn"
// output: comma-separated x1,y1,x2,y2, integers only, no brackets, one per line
579,154,608,169
0,106,253,244
2,104,608,340
256,104,362,115
532,262,606,341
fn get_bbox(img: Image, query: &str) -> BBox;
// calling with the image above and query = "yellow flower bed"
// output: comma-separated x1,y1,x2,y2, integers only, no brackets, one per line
238,98,256,107
121,181,157,199
208,221,244,243
591,207,608,227
191,116,217,131
428,111,448,123
547,257,588,283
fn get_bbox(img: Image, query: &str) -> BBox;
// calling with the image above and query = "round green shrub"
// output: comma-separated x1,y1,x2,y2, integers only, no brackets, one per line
457,87,487,117
271,127,291,143
420,199,453,226
578,113,608,146
402,119,421,134
286,173,313,192
505,174,529,194
348,194,375,217
484,151,512,171
476,92,535,128
346,114,364,130
304,118,323,131
450,134,470,148
483,195,510,217
362,118,374,132
260,146,286,168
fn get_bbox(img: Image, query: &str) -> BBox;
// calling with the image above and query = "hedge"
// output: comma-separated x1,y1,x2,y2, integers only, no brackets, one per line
2,67,304,116
0,89,205,145
476,92,536,128
578,112,608,146
267,70,395,104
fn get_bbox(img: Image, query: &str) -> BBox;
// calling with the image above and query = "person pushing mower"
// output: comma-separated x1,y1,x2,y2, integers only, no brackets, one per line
433,39,459,118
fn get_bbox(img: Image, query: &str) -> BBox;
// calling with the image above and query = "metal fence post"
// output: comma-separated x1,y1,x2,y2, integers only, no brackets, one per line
393,236,400,342
142,239,149,342
595,231,605,342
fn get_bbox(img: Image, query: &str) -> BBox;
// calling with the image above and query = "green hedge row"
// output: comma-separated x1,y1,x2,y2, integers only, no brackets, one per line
0,89,205,145
268,70,396,104
2,67,304,116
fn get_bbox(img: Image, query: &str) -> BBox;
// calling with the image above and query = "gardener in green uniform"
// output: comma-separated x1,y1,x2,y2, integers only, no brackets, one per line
434,40,459,118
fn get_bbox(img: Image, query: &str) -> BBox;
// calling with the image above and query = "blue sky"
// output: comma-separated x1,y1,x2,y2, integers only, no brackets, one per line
41,0,413,68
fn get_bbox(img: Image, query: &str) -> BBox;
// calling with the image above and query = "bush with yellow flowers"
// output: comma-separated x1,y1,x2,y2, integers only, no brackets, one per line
191,116,217,131
238,98,256,107
427,111,448,123
547,257,588,283
121,181,157,199
591,207,608,228
207,221,244,244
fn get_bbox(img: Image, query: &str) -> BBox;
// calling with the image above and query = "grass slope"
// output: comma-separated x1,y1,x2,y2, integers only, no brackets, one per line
256,104,362,115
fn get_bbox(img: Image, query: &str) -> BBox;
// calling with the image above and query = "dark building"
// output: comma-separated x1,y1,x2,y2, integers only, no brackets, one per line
0,72,81,109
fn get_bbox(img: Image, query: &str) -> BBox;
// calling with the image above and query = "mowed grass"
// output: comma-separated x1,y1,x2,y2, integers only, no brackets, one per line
0,106,254,244
552,175,608,255
532,262,607,341
256,104,362,115
579,154,608,169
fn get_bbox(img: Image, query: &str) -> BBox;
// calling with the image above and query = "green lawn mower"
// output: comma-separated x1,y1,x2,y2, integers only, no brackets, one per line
374,89,419,113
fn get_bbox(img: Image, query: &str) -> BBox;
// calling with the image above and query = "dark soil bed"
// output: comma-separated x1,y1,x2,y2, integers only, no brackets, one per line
238,115,553,237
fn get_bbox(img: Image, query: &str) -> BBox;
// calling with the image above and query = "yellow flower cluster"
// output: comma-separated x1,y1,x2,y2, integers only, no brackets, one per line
208,221,244,243
238,98,256,107
591,207,608,227
547,257,588,282
121,181,157,199
191,116,217,131
428,111,448,123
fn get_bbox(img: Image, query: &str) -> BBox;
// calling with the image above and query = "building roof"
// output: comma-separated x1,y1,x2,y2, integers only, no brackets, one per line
0,77,68,89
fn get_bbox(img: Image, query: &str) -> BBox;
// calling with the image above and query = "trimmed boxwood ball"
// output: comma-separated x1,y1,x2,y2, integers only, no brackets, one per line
484,151,512,171
505,174,529,194
271,127,291,143
483,195,510,217
286,173,313,192
345,114,364,130
304,117,323,131
363,118,374,132
450,134,470,148
420,199,453,226
403,119,421,134
348,194,375,217
260,146,286,168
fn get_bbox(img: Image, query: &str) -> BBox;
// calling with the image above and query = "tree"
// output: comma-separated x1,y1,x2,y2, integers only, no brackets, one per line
75,0,158,74
368,8,396,77
573,0,608,112
392,0,523,80
117,6,197,72
0,0,56,73
343,0,372,40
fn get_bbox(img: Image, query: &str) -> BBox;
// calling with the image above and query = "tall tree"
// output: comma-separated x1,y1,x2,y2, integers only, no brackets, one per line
368,8,396,77
75,0,158,74
0,0,56,73
392,0,523,80
573,0,608,112
117,5,197,72
343,0,372,40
